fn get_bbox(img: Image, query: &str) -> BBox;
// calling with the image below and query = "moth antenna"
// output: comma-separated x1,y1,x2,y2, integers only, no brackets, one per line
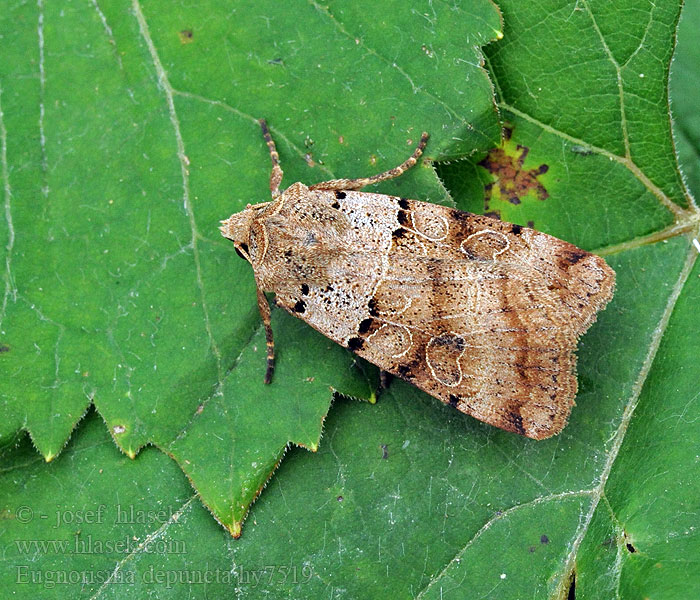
259,119,284,198
308,131,430,192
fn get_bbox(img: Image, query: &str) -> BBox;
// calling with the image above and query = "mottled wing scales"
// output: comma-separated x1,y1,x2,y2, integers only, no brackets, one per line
269,188,614,440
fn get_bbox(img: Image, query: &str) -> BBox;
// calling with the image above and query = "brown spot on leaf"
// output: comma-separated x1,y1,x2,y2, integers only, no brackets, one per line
0,344,9,353
478,137,549,211
179,30,194,44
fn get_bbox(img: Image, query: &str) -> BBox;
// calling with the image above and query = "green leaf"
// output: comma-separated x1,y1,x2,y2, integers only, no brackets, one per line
0,0,501,536
1,0,699,598
672,0,700,201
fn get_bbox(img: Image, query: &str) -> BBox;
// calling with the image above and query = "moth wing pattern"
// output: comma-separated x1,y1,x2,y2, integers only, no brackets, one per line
269,187,615,440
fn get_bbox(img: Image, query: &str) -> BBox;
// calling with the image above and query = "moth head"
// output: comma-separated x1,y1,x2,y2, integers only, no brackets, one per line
220,205,261,263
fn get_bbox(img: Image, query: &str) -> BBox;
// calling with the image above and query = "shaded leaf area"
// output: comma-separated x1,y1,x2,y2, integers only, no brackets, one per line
0,0,501,533
0,411,220,598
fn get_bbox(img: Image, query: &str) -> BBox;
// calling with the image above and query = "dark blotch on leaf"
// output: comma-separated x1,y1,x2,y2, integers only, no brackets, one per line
179,30,194,44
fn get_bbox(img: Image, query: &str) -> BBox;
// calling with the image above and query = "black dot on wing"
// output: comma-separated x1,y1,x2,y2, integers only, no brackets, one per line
301,283,310,295
397,210,409,226
449,394,459,407
398,198,410,209
368,297,379,317
347,337,364,351
293,299,306,313
358,318,374,334
509,411,526,435
335,191,346,199
511,223,522,235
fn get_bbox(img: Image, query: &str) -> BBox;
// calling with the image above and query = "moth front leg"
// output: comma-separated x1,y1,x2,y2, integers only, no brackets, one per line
256,287,275,384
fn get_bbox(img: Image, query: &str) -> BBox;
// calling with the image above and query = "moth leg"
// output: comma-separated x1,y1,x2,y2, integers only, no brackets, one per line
309,132,429,192
256,287,275,384
259,119,283,199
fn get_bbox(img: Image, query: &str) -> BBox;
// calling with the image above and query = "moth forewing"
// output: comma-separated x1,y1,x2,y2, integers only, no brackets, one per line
221,121,615,440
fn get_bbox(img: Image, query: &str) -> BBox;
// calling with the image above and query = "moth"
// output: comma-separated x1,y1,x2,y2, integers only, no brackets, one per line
220,121,615,440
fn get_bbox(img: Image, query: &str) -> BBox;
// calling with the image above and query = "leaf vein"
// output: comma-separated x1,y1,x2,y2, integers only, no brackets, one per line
0,85,16,329
131,0,222,381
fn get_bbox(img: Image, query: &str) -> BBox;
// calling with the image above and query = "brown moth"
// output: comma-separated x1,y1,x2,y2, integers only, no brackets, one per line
220,121,615,440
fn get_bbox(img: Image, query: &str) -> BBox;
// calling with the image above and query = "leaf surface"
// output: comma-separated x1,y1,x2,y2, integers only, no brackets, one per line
1,0,698,597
